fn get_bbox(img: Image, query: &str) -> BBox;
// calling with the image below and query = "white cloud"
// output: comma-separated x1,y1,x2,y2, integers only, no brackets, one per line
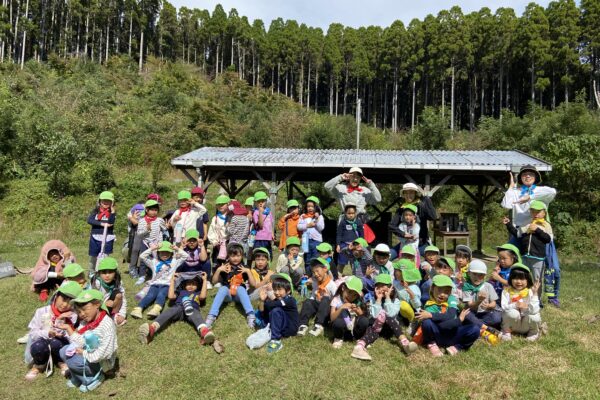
170,0,552,29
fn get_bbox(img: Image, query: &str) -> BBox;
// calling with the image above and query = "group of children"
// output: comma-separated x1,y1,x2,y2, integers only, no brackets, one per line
23,185,555,390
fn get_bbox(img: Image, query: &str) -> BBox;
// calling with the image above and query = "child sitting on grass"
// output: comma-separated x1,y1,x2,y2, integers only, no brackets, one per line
257,273,300,353
454,244,472,282
329,276,368,349
420,256,455,303
276,237,305,289
341,238,372,288
24,281,82,381
297,257,337,337
316,242,338,280
177,229,210,279
420,245,440,280
31,240,74,302
92,257,127,326
392,259,422,353
500,263,542,342
249,247,274,301
138,271,218,349
63,263,91,289
490,244,522,299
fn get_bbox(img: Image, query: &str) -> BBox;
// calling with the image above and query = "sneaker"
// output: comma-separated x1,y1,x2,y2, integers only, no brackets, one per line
246,313,256,329
146,304,162,319
526,333,540,342
205,315,216,328
135,276,146,286
39,289,49,302
80,375,104,393
266,340,283,354
548,298,560,308
138,323,156,345
214,282,223,289
297,325,309,336
25,367,41,381
351,345,372,361
199,326,215,345
17,333,29,344
446,346,459,356
309,324,324,337
427,343,443,357
212,340,225,354
207,282,214,290
481,330,500,346
66,378,77,389
500,332,512,341
332,339,344,349
130,307,143,319
400,338,418,354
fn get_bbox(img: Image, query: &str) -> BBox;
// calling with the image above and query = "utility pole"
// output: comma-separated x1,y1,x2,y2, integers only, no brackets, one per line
356,99,361,150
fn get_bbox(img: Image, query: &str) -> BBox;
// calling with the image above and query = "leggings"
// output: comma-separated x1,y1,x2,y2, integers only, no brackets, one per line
155,304,206,332
359,312,403,347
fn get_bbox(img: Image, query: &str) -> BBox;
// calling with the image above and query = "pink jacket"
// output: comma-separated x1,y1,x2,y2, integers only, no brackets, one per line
31,240,76,285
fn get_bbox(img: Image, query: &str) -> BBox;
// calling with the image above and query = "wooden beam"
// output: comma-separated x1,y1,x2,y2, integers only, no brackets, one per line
458,184,478,202
428,175,452,196
485,174,505,192
232,180,252,198
484,187,499,202
180,168,198,185
291,181,308,199
201,170,223,191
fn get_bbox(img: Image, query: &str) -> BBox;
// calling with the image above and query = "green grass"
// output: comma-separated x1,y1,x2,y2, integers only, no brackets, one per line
1,241,600,400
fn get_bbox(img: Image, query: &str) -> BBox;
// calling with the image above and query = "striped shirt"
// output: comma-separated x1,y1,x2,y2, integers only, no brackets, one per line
70,316,118,371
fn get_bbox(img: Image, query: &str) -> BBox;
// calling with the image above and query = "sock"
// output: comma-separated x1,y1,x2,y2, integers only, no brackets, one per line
356,340,366,349
197,323,207,332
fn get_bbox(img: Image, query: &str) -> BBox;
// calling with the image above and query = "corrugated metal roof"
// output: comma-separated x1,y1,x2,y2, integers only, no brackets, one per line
171,147,552,172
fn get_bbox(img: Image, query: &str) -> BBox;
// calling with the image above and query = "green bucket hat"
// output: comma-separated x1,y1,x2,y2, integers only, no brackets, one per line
496,243,523,264
244,197,255,206
254,191,268,201
145,199,159,208
285,237,301,247
286,199,300,209
316,242,333,253
310,257,330,270
424,245,440,254
345,276,363,295
63,263,85,278
98,191,114,202
215,194,231,205
401,245,417,257
510,263,533,279
439,257,456,272
432,274,455,288
252,247,271,260
185,229,200,240
158,241,174,253
306,196,320,205
353,238,368,248
375,273,393,286
403,204,418,214
529,200,547,211
271,273,293,293
71,289,109,312
97,257,118,271
57,281,83,299
177,190,192,201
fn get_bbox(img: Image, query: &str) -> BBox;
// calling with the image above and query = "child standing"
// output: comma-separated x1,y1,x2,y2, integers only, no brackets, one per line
500,263,542,341
341,238,373,289
130,199,168,284
24,281,82,381
336,204,364,268
58,289,118,392
490,244,522,300
297,196,325,270
191,187,209,241
252,191,274,257
227,200,251,250
92,257,127,326
297,257,337,337
169,190,207,245
257,273,300,353
87,191,116,276
138,272,217,347
278,199,301,251
31,240,74,302
329,276,368,349
396,205,420,253
276,237,305,289
130,242,188,319
207,194,231,269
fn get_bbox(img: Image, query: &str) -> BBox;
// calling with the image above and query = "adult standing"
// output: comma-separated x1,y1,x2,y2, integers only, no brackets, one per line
324,167,382,222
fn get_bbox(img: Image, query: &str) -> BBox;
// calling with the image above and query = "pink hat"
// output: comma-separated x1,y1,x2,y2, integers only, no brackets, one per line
229,200,247,216
146,193,162,204
191,187,205,196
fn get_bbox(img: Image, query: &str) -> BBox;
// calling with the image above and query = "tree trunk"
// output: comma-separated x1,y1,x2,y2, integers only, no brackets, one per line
138,29,144,73
277,62,280,93
552,74,556,110
105,24,110,63
314,65,318,113
13,0,20,62
329,74,333,115
84,12,89,58
20,0,29,69
299,60,304,106
392,67,398,133
215,43,220,76
230,36,234,66
441,83,445,118
450,64,455,132
343,66,348,115
306,60,311,110
531,60,535,102
335,81,339,116
411,80,416,133
128,9,132,57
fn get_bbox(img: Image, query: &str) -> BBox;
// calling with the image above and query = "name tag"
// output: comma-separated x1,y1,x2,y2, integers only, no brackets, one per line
346,225,353,230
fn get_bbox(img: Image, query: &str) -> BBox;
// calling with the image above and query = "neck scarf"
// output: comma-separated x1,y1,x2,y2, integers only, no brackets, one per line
97,208,111,221
144,215,157,225
156,259,172,274
315,275,332,301
179,205,190,214
508,287,529,303
347,185,362,193
216,211,227,221
520,184,537,197
462,279,484,295
424,299,448,314
99,279,115,295
51,301,75,328
77,310,107,334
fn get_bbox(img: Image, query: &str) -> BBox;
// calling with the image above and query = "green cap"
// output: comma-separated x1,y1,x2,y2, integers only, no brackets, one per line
424,245,440,254
98,191,114,202
316,242,333,253
286,199,300,209
254,191,268,201
252,247,271,260
71,289,109,312
432,274,455,288
310,257,330,270
215,194,231,205
244,197,255,206
529,200,547,211
400,266,422,283
375,273,393,285
393,258,415,270
97,257,118,271
511,263,532,279
496,243,523,264
353,238,368,248
271,273,293,292
145,199,159,208
185,229,200,240
345,276,363,295
285,237,301,247
439,257,456,272
57,281,83,299
403,204,418,214
178,190,192,200
158,241,174,253
306,196,320,205
401,245,416,256
63,263,85,278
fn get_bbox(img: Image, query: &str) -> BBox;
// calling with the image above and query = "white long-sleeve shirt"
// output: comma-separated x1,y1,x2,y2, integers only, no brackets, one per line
501,288,540,316
501,186,557,227
169,203,207,237
140,248,188,286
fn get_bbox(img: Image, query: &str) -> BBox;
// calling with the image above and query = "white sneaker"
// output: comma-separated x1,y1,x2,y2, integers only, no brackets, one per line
207,282,214,290
214,282,222,289
332,339,344,349
135,276,146,286
297,325,309,336
526,333,540,342
500,332,512,341
309,324,324,337
17,333,29,344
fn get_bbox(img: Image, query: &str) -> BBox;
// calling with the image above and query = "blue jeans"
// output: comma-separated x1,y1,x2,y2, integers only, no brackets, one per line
139,284,169,309
208,285,253,317
421,319,480,350
59,346,103,387
267,307,298,340
303,239,321,276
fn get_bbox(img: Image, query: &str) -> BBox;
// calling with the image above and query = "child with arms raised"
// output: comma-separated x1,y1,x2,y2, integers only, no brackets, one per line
297,258,337,337
276,237,305,289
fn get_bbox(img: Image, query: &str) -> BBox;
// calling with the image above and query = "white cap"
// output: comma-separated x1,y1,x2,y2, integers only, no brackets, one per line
467,259,487,274
373,243,391,254
349,167,363,175
402,182,421,193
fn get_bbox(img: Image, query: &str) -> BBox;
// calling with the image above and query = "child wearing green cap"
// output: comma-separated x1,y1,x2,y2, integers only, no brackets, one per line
413,275,479,357
177,229,210,276
208,194,232,268
276,237,305,289
420,256,455,303
340,238,373,286
317,242,338,280
257,273,300,353
351,274,403,361
490,244,522,300
63,263,91,290
169,190,208,244
392,259,422,353
58,289,118,392
129,199,168,284
252,191,274,257
298,196,325,270
336,203,364,268
420,245,440,283
394,204,420,255
500,264,542,341
131,242,188,319
92,257,127,326
277,199,301,251
249,247,275,301
330,276,368,349
227,200,251,255
87,191,117,276
297,257,337,337
24,281,82,381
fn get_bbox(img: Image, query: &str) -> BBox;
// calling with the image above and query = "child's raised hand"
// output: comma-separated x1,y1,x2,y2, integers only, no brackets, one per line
516,194,530,204
502,216,510,225
517,301,529,310
532,280,541,295
259,287,268,301
459,308,471,322
115,315,125,325
508,172,515,188
365,265,376,277
222,263,232,274
200,271,208,280
336,245,341,253
477,292,487,302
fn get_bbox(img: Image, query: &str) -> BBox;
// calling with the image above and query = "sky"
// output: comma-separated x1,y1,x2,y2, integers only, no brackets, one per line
171,0,553,30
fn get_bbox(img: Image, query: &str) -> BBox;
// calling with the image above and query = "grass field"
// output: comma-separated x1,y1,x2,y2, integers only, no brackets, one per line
2,241,600,400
